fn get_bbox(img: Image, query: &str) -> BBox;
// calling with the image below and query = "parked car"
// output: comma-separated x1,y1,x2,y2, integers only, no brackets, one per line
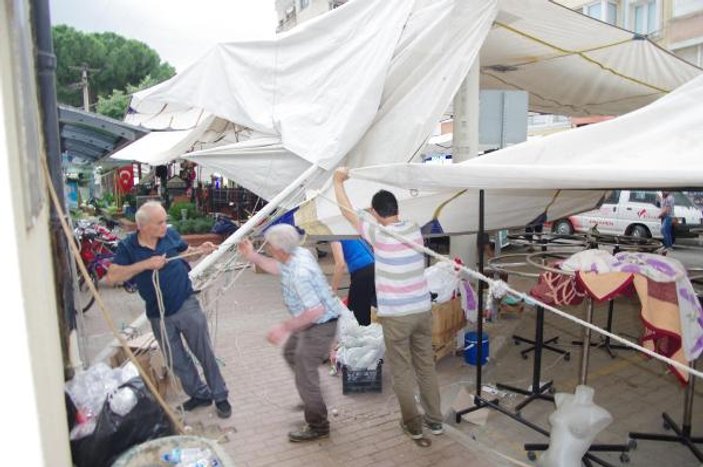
550,190,703,239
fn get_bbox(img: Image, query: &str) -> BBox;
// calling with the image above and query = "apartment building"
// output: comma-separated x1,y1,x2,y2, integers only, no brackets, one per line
558,0,703,67
275,0,348,32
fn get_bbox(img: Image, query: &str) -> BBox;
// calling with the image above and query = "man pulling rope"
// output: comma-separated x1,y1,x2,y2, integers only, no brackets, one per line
106,201,232,419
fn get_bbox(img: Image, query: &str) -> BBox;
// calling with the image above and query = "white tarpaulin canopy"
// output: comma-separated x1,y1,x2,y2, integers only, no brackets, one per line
129,0,497,194
351,73,703,191
294,74,703,237
482,0,700,116
110,127,206,166
150,0,699,210
108,0,701,272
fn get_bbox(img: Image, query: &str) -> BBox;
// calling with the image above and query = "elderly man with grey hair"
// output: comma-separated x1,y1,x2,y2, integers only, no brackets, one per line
238,224,343,442
107,201,231,418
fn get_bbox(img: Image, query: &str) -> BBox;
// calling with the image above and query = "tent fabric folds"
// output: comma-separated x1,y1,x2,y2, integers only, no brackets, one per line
484,0,700,117
349,73,703,192
110,0,701,246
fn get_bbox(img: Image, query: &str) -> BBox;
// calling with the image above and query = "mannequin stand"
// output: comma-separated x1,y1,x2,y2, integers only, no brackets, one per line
520,258,631,464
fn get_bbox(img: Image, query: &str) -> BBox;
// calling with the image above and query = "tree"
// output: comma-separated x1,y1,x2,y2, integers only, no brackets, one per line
96,75,161,120
52,25,175,116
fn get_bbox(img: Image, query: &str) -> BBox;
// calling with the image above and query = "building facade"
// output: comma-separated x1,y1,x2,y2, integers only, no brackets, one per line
558,0,703,67
275,0,348,32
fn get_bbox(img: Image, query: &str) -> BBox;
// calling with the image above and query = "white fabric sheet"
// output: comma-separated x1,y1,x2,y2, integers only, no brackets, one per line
181,0,497,203
130,0,413,169
349,73,703,191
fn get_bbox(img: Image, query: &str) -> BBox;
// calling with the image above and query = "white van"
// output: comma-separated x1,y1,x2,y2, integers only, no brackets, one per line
552,190,703,239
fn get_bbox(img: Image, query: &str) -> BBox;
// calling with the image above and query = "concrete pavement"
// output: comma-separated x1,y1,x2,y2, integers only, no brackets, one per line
83,243,703,466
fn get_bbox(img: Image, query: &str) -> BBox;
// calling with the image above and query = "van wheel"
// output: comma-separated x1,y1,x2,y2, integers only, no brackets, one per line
629,225,650,238
553,219,574,235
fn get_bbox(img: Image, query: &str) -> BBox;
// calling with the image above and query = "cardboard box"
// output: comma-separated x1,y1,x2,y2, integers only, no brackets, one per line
371,299,465,361
431,298,465,346
110,332,171,399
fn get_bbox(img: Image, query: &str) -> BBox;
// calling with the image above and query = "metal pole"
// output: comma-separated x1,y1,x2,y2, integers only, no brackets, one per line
579,298,595,385
475,189,485,396
32,0,79,378
189,163,321,281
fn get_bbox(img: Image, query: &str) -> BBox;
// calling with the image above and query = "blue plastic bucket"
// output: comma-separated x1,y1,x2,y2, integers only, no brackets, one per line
464,331,489,366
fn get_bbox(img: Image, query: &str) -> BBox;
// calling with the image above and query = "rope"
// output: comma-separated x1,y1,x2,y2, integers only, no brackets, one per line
151,269,183,417
40,158,186,434
315,190,703,382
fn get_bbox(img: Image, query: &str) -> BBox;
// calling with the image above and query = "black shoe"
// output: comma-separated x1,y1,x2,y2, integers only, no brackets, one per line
288,424,329,442
215,399,232,419
180,396,212,411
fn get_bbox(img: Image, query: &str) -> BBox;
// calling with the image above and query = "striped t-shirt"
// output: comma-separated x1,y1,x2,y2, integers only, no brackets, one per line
360,218,430,317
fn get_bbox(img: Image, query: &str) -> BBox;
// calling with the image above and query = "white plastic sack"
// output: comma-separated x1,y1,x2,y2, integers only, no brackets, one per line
336,302,385,370
425,261,459,304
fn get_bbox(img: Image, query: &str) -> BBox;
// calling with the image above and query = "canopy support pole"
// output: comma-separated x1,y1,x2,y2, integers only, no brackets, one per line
449,60,480,268
190,163,321,282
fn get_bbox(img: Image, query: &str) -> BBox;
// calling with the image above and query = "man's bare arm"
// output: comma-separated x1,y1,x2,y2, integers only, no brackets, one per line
333,167,361,230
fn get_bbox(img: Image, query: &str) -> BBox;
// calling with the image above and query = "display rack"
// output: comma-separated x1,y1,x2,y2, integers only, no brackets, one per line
571,234,663,358
627,271,703,462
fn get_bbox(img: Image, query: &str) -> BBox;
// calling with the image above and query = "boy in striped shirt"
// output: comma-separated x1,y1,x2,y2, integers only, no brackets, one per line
334,167,443,443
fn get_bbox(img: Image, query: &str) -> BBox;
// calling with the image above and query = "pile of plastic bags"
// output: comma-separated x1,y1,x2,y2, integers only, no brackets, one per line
335,304,385,370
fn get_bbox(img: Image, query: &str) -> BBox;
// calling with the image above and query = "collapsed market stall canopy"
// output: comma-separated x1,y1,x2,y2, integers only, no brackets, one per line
110,0,701,231
107,0,701,248
350,73,703,192
291,73,703,239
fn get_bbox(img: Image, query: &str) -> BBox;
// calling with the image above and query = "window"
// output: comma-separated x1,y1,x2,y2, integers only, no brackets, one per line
299,0,310,9
603,190,621,204
583,1,618,25
630,0,658,34
673,192,695,208
629,190,658,205
586,2,602,19
607,2,618,23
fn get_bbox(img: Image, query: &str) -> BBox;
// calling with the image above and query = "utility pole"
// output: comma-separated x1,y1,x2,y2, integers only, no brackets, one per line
69,63,98,111
81,65,90,111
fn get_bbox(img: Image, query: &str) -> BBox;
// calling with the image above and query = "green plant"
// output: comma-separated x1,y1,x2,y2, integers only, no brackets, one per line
168,201,197,221
193,218,214,233
100,193,115,208
170,217,214,235
124,193,136,209
106,204,120,216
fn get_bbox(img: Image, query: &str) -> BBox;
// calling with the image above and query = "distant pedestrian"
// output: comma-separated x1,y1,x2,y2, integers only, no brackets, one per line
238,225,342,442
330,239,376,325
333,167,443,445
659,191,675,250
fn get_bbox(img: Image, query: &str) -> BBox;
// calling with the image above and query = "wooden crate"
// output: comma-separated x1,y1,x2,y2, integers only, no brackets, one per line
432,298,465,347
372,299,465,361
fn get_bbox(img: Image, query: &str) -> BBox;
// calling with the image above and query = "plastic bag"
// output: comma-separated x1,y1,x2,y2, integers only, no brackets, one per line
424,262,459,304
70,377,174,467
336,301,385,370
66,362,143,439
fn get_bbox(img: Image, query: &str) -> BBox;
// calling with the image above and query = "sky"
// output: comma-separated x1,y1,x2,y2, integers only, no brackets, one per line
49,0,278,72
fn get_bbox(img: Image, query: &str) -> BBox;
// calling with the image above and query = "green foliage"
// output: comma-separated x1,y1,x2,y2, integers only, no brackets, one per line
106,204,120,216
96,75,162,120
170,217,214,235
168,201,198,221
123,193,137,209
52,25,175,115
194,218,215,233
95,89,129,120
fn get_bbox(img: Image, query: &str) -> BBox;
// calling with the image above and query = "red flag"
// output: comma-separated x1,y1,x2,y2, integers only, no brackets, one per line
117,165,134,193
